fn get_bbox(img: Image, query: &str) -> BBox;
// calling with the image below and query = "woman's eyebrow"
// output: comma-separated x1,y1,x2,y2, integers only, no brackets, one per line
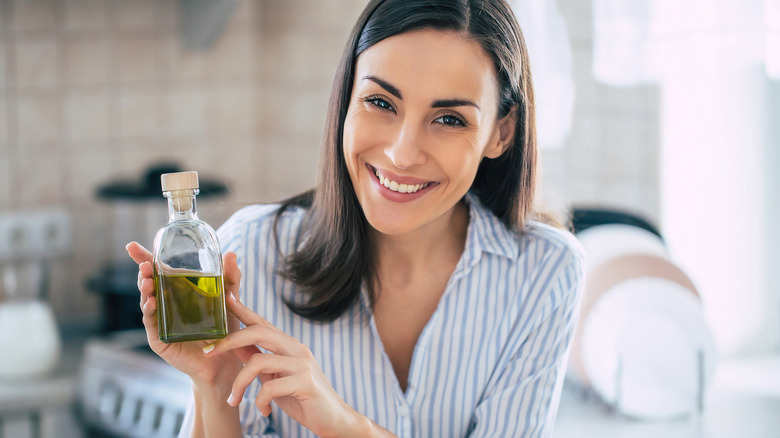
431,98,480,110
363,75,402,99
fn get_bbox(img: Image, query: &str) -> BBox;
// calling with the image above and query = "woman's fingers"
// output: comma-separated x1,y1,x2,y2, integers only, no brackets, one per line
141,294,159,341
126,242,152,265
225,292,270,327
227,354,300,408
223,252,241,300
204,320,299,358
232,345,264,365
253,376,301,417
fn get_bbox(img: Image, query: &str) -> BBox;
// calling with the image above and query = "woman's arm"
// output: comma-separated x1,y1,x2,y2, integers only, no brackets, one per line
468,250,585,437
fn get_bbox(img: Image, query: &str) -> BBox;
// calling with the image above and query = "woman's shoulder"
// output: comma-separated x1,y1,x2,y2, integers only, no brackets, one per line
517,220,586,305
521,220,586,266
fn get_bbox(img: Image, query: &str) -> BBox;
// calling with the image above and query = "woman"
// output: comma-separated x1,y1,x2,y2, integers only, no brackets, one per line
128,0,584,436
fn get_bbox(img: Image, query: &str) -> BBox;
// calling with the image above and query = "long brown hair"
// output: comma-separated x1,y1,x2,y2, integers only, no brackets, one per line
275,0,537,322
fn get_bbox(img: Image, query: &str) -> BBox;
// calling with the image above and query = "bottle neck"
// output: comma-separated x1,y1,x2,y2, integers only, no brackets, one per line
165,189,199,222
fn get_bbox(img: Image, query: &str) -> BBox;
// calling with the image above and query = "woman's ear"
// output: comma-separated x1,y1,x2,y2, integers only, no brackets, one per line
484,106,517,159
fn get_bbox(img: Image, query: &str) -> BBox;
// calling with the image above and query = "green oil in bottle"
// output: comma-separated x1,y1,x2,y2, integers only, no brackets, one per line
155,273,227,343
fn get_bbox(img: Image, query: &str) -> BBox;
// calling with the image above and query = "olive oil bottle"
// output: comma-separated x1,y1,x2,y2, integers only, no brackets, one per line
152,171,227,343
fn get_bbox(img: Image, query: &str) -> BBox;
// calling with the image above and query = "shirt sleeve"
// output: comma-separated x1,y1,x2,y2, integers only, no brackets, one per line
467,248,585,438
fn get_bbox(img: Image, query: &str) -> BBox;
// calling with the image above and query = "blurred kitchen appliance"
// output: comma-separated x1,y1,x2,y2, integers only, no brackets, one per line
0,208,71,380
77,330,190,438
88,163,227,332
0,262,61,380
567,208,717,420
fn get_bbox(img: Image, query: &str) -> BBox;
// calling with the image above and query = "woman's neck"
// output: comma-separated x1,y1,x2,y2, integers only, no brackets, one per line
370,200,470,285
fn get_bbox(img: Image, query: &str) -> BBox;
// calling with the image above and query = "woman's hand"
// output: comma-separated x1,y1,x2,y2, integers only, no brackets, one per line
202,297,371,438
126,242,256,387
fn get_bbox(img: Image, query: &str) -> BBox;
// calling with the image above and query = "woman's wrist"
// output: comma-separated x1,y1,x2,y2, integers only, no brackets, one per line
328,403,396,438
190,377,243,438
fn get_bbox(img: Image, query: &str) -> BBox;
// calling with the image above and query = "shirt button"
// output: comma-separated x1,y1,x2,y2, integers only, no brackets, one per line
398,404,410,417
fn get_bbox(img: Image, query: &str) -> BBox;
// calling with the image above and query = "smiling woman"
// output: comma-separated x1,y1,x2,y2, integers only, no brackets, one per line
126,0,585,437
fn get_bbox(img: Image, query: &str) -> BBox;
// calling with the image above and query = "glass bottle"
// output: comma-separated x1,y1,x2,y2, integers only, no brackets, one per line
152,171,227,343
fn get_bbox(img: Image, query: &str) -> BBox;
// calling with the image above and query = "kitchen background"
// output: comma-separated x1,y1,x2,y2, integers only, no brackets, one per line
0,0,778,437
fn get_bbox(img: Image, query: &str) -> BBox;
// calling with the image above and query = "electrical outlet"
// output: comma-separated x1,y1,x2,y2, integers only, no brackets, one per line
0,209,71,261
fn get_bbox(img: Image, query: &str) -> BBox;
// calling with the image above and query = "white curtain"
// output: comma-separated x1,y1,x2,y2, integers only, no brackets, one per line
512,0,575,149
768,0,780,77
591,0,778,356
592,0,777,85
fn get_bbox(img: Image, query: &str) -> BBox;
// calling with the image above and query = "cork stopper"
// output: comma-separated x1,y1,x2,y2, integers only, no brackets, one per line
161,171,199,192
161,171,198,213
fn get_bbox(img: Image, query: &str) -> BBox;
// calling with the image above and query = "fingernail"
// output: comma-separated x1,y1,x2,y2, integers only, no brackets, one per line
202,343,216,354
230,293,238,301
227,393,236,406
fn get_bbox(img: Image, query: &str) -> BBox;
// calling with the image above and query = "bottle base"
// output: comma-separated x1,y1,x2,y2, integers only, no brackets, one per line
159,331,227,344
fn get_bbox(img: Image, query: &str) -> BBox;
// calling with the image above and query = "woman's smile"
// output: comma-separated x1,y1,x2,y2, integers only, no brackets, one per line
366,164,439,202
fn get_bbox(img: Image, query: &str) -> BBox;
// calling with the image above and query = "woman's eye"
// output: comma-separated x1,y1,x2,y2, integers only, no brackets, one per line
366,96,394,112
435,114,466,127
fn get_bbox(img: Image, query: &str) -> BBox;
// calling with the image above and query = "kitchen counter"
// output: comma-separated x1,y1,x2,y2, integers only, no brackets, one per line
554,355,780,438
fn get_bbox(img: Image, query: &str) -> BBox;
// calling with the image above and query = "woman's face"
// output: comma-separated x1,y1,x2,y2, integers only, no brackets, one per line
343,29,514,237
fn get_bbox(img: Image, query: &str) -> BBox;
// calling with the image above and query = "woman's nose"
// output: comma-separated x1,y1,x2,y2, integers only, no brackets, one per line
386,124,426,170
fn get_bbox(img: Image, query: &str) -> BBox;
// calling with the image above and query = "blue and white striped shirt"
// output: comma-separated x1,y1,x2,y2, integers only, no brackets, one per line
182,193,584,437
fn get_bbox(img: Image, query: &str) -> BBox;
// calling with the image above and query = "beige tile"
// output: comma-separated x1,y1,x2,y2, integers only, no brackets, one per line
14,37,59,89
16,152,62,206
10,0,57,33
16,94,60,144
209,30,254,80
64,0,108,32
261,33,343,86
156,0,179,27
0,96,7,145
0,45,6,89
0,159,12,209
64,91,110,141
161,89,208,136
209,139,269,204
116,36,158,83
261,87,329,137
159,35,210,81
71,201,112,264
220,0,258,34
262,0,360,33
114,0,156,28
211,87,259,135
118,90,159,137
67,149,114,202
64,37,110,85
114,140,183,177
265,142,320,196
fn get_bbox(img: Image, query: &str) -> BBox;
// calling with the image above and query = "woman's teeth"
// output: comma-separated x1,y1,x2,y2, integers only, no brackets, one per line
374,169,429,194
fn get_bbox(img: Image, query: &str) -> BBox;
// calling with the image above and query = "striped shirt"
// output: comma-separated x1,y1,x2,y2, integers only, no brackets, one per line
180,193,585,438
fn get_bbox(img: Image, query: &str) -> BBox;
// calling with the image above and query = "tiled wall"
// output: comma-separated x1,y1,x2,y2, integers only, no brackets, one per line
542,0,661,226
0,0,658,324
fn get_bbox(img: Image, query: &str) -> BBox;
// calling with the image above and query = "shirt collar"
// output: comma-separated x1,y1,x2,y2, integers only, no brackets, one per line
463,192,519,262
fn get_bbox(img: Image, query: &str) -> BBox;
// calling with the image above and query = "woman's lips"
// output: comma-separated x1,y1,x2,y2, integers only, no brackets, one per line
366,164,438,201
